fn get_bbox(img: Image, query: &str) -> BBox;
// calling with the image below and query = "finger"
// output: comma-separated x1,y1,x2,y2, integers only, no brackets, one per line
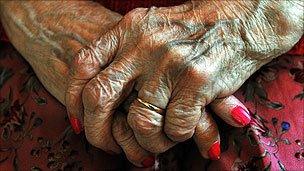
193,109,221,160
128,40,204,147
65,47,100,134
210,95,251,127
127,71,176,153
128,99,176,153
65,27,121,134
164,66,211,142
82,57,138,153
112,111,155,168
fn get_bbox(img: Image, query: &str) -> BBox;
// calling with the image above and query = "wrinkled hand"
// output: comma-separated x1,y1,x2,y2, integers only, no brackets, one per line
65,30,252,166
65,0,302,167
65,47,251,166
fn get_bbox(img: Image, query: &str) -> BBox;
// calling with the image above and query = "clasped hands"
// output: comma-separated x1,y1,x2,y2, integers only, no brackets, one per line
64,1,302,167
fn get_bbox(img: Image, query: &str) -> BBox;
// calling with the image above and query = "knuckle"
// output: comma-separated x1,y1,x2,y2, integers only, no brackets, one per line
123,8,148,23
185,64,209,81
127,110,158,137
71,47,100,79
75,47,99,67
128,116,151,136
166,42,195,56
165,110,198,141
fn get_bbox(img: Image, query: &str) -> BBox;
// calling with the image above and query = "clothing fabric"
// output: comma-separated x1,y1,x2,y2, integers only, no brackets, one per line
0,1,303,170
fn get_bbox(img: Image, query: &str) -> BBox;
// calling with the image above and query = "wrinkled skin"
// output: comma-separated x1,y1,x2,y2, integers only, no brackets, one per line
1,0,303,168
0,1,253,167
66,0,303,162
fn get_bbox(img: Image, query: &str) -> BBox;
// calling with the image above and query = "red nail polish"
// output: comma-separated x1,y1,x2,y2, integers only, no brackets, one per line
70,117,82,134
141,156,155,168
231,106,251,126
208,141,221,160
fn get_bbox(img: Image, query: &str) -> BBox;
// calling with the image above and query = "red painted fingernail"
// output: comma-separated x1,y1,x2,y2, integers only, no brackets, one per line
231,106,251,126
208,141,221,160
70,116,82,134
141,156,155,168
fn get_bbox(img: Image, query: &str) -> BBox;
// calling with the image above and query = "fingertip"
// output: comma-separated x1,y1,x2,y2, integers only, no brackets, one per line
141,155,155,168
208,141,221,160
211,96,251,127
231,106,251,127
69,116,83,134
193,110,220,160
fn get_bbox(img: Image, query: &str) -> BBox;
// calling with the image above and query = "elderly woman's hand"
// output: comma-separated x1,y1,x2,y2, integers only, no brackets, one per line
66,44,251,166
65,0,303,167
65,28,253,165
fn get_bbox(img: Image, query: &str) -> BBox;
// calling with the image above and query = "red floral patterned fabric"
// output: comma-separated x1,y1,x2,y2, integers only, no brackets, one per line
0,1,303,170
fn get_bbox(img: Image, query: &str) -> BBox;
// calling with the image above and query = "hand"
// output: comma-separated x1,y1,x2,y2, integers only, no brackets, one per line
65,0,302,167
65,49,251,166
65,33,252,165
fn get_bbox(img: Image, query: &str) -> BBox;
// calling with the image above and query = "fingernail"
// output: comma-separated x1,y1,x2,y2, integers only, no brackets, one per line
208,141,221,160
141,156,155,168
231,106,251,126
70,116,82,134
